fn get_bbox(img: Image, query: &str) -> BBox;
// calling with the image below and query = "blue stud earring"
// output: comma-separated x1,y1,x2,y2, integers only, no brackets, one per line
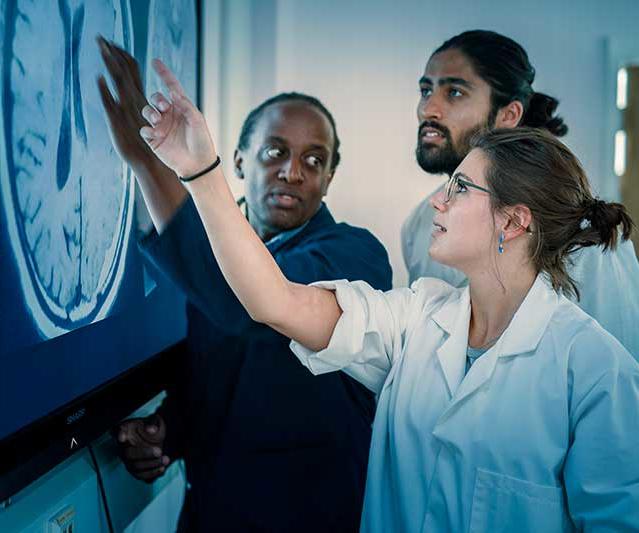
498,232,505,254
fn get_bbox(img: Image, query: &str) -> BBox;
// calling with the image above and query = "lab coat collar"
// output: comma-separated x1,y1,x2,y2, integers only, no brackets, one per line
431,286,471,398
431,274,560,406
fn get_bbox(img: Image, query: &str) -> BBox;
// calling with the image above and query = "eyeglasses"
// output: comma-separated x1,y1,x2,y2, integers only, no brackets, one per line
444,172,493,203
444,173,533,234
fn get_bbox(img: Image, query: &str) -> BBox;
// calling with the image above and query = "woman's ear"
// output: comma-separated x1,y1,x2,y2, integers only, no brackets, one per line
503,204,533,238
233,149,244,179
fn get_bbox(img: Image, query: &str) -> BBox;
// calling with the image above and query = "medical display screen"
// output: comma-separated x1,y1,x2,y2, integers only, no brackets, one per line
0,0,197,441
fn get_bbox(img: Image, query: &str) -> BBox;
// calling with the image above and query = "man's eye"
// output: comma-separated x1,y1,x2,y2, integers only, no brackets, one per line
420,87,432,98
305,155,323,167
456,181,468,193
265,147,284,159
449,88,463,98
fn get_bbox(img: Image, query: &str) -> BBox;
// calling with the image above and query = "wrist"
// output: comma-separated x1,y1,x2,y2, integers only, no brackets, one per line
177,147,219,179
182,165,221,197
179,155,221,184
131,155,170,180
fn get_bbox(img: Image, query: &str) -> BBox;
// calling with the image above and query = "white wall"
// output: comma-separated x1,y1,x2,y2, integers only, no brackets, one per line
203,0,639,286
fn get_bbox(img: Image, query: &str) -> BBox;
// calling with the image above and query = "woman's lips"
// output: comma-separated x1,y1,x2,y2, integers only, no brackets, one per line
432,222,447,237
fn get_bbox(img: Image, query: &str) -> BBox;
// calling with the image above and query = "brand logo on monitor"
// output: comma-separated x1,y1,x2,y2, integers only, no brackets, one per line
66,408,86,425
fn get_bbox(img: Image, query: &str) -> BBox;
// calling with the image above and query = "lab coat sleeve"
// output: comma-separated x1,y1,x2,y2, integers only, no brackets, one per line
563,327,639,531
291,278,449,393
569,238,639,360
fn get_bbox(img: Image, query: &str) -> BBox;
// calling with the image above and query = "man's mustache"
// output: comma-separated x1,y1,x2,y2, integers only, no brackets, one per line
418,121,452,142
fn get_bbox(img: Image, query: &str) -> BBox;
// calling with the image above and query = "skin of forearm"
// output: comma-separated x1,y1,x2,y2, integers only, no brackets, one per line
132,158,188,234
186,166,341,351
286,282,343,352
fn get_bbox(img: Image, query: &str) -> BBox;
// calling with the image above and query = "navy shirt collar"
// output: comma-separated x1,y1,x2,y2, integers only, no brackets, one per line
237,199,334,252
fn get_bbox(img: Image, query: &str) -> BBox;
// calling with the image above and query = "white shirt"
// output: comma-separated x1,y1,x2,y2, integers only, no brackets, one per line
291,275,639,532
401,189,639,360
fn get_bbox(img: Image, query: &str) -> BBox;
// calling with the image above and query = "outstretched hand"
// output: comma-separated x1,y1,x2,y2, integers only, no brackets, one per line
139,59,218,178
96,36,158,172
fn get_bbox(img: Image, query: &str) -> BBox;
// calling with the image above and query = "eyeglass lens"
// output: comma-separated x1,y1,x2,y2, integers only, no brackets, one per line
445,175,457,203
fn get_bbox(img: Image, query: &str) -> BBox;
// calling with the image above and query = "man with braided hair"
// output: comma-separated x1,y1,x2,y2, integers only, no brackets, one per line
403,30,639,358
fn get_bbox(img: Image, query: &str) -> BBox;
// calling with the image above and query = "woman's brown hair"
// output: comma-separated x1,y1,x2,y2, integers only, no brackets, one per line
472,128,634,299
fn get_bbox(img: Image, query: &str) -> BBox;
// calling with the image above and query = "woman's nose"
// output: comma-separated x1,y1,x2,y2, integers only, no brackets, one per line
430,187,448,211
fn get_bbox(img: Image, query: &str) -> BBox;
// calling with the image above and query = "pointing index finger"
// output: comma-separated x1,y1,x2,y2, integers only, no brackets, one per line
152,58,186,100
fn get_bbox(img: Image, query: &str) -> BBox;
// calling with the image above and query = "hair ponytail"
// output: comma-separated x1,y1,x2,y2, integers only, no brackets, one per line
575,199,634,252
521,92,568,137
473,128,635,300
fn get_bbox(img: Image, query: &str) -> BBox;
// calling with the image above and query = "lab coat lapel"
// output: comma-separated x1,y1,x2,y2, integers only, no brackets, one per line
431,287,471,398
435,274,560,423
495,275,559,358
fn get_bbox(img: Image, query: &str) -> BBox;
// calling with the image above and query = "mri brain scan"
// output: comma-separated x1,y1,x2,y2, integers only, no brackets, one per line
0,0,135,339
146,0,198,102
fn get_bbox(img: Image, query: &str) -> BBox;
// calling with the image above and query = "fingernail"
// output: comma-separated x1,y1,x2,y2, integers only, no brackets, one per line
158,101,169,112
153,447,162,457
146,425,158,434
162,456,170,465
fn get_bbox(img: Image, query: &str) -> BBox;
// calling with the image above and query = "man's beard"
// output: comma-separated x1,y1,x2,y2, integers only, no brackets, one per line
415,120,490,176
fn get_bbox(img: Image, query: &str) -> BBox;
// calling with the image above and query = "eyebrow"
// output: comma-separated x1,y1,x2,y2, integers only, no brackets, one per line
264,136,329,153
419,76,474,89
305,144,330,153
264,136,287,145
453,171,475,184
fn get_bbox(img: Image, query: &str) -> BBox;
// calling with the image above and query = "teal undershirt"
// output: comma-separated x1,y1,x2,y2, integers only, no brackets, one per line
465,345,489,374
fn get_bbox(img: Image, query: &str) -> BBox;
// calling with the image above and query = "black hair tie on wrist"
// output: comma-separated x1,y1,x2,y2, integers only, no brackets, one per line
179,156,221,183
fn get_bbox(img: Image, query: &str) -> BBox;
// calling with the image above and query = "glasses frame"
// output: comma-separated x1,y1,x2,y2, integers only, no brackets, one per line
443,173,533,235
444,172,493,203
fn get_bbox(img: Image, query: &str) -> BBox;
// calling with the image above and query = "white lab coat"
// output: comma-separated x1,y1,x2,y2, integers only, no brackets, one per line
401,190,639,360
291,275,639,532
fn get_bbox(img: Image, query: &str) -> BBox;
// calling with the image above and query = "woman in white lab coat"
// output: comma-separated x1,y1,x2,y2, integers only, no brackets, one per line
121,61,639,532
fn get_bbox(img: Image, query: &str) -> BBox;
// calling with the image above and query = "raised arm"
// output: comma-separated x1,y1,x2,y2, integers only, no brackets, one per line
96,37,187,233
136,59,341,351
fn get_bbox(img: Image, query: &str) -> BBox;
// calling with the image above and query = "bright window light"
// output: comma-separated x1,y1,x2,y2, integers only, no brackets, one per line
617,68,628,110
614,130,627,176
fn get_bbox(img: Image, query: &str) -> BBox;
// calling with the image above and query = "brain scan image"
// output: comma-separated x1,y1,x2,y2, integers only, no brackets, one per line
146,0,197,103
0,0,136,340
